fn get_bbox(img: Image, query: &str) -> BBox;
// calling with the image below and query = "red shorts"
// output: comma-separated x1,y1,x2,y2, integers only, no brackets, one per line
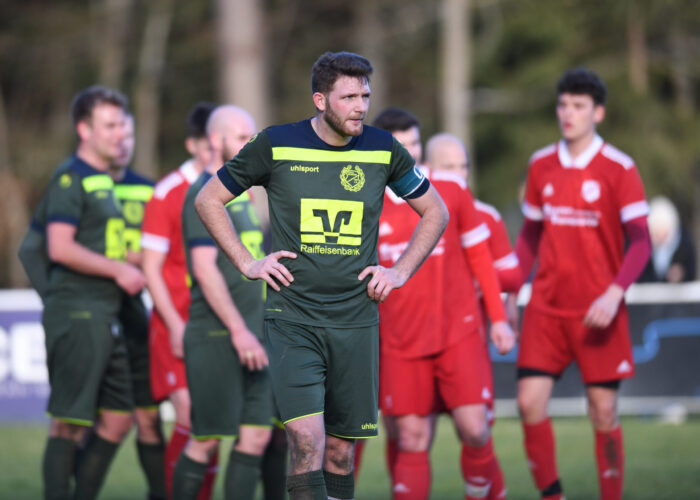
149,315,188,402
379,331,492,416
517,305,635,384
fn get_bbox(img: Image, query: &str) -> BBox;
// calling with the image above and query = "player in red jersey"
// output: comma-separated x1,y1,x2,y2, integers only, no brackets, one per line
375,109,515,500
141,102,218,499
515,68,651,500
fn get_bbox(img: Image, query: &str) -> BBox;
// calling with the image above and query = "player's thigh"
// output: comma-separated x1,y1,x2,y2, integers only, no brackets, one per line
97,325,135,415
380,351,436,417
184,324,243,439
574,306,635,384
517,307,572,376
149,316,187,403
264,319,326,425
42,306,118,424
324,324,379,439
435,331,491,410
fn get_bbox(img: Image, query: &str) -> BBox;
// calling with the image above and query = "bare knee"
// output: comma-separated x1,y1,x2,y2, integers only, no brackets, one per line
186,438,220,463
50,420,88,443
517,377,553,424
396,415,431,452
133,408,162,444
323,435,355,474
588,392,619,430
235,425,272,455
96,411,133,443
286,421,325,474
453,405,489,448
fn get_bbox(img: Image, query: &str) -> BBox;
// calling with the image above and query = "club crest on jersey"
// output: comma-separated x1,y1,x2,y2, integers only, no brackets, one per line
543,182,554,197
581,180,601,203
340,165,365,192
122,200,144,225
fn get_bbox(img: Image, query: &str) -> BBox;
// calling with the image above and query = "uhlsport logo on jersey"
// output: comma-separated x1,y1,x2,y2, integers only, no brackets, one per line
299,198,363,254
340,165,365,192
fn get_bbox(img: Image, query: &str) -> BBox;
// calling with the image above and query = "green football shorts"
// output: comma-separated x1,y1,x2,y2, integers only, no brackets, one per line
264,318,379,439
119,293,157,408
43,303,134,425
184,324,274,439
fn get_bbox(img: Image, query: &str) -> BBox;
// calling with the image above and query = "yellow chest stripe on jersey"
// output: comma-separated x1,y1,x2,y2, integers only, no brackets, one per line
272,147,391,165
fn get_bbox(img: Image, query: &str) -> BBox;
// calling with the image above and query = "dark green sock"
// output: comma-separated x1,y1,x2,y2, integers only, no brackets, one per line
262,439,288,500
225,449,263,500
323,470,354,499
172,453,208,500
286,470,327,500
74,433,119,500
42,437,77,500
137,440,166,499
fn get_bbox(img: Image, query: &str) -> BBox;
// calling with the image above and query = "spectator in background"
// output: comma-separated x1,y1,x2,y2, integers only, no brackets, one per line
639,195,696,283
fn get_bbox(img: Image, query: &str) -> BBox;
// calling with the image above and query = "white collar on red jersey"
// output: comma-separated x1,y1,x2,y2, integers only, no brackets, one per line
179,159,201,184
558,134,603,169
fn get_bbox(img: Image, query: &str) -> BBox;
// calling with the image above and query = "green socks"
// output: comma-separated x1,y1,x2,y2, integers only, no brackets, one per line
225,449,263,499
74,433,119,500
137,440,167,499
172,453,208,500
324,470,354,499
42,437,77,500
287,470,327,500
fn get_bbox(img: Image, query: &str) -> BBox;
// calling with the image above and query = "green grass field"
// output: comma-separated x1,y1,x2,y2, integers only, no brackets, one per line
1,416,698,499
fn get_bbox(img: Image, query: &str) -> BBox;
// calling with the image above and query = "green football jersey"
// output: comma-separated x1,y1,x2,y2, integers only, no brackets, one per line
43,156,127,314
113,168,154,253
218,119,425,328
182,171,265,337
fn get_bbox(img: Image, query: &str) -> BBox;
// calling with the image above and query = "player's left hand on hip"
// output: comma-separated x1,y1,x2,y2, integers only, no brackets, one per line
490,320,516,355
583,284,624,329
358,265,405,303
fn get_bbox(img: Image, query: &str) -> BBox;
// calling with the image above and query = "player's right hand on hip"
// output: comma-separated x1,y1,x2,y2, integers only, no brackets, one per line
244,251,297,292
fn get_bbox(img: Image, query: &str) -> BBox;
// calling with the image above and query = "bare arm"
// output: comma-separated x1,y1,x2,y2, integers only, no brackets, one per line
47,222,145,295
195,175,296,291
191,246,268,371
358,185,449,302
141,247,187,357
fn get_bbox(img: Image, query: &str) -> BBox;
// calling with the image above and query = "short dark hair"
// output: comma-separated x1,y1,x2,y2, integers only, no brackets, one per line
186,101,217,138
70,85,129,127
557,68,607,106
311,51,373,94
372,108,420,133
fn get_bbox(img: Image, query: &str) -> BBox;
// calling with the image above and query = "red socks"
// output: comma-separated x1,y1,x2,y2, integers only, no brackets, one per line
393,450,430,500
165,424,218,500
595,427,624,500
460,438,505,499
523,419,562,499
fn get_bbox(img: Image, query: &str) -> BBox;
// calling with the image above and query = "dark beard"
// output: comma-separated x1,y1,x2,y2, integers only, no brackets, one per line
323,104,362,138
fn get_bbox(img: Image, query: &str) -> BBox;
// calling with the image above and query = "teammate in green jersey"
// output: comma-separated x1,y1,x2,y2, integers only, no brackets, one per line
173,104,274,499
40,86,147,500
195,52,449,500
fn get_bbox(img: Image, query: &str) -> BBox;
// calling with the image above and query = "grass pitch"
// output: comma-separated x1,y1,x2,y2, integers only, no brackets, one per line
1,416,698,499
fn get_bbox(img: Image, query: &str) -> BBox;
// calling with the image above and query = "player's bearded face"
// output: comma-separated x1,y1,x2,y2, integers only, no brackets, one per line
322,76,370,138
85,104,128,163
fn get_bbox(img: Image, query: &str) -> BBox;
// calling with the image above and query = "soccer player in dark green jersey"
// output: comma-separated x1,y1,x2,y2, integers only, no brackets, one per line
195,51,449,500
40,86,146,500
173,105,275,499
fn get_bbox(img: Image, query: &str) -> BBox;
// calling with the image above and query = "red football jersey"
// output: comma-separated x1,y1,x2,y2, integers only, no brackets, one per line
141,160,200,322
522,135,649,316
475,199,519,291
378,169,490,359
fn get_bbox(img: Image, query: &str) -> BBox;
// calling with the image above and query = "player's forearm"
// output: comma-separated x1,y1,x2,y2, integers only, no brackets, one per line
193,257,248,335
466,240,507,323
515,219,543,287
48,236,123,281
394,189,449,282
142,252,184,329
613,218,651,290
195,184,255,274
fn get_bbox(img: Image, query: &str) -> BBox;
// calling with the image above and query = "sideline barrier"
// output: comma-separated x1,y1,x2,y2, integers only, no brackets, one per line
1,284,699,421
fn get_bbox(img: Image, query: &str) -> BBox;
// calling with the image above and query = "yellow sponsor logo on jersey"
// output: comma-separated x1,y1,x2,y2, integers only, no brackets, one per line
299,198,363,246
361,422,378,430
59,173,72,188
340,165,365,192
290,165,320,174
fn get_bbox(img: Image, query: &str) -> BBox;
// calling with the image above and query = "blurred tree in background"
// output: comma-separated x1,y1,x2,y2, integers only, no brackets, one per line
1,0,699,286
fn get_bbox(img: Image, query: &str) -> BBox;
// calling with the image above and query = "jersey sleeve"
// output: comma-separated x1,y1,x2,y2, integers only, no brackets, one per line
182,189,216,248
488,216,518,270
387,138,429,199
521,165,543,222
218,131,273,196
458,188,491,249
616,165,649,223
141,194,173,253
45,171,83,226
